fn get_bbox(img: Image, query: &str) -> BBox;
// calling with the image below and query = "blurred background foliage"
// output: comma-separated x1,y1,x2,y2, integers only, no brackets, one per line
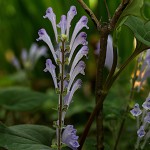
0,0,150,149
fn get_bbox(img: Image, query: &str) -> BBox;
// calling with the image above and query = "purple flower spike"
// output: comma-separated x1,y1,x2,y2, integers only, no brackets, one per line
69,32,88,62
64,79,82,106
70,46,88,75
44,59,58,89
144,112,150,123
130,103,142,117
68,61,85,91
43,7,58,42
62,125,79,150
57,15,67,35
137,126,146,138
142,96,150,110
37,28,57,63
66,6,77,38
70,16,89,49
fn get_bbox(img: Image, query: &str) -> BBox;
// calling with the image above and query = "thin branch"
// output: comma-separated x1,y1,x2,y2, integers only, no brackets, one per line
104,0,111,21
109,0,130,30
77,0,101,31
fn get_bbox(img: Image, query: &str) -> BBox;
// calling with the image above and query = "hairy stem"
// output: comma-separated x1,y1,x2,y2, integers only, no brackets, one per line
58,40,65,150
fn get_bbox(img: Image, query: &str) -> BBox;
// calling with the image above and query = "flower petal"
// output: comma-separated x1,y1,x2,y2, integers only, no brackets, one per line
66,6,77,39
64,79,82,106
62,125,79,150
130,103,142,117
69,46,88,75
57,15,67,35
43,7,58,42
37,28,57,63
70,16,89,49
44,59,58,88
69,32,88,63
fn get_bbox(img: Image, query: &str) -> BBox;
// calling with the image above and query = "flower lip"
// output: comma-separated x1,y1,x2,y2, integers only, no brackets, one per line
81,46,89,54
46,7,52,14
38,28,46,36
81,16,88,24
70,6,77,14
80,32,87,38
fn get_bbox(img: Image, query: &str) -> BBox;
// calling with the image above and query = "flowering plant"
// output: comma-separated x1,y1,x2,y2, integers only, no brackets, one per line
37,6,89,149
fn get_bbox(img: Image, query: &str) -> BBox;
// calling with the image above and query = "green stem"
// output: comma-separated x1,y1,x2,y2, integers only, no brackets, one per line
58,40,65,150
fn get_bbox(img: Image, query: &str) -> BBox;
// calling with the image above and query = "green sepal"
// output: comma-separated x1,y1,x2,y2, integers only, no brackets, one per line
63,88,67,96
61,34,68,41
62,105,68,111
66,74,70,81
55,88,60,94
65,57,69,65
57,58,61,65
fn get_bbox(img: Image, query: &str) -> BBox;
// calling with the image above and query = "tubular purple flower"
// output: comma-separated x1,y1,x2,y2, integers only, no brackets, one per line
43,7,58,42
64,79,82,106
144,112,150,123
37,28,57,63
62,125,79,150
68,61,85,91
70,16,89,49
137,126,146,138
21,49,28,65
34,46,47,62
130,103,142,117
66,6,77,38
44,59,58,89
95,35,113,70
69,32,88,62
69,46,88,75
142,97,150,110
28,44,47,66
57,15,67,35
11,56,21,70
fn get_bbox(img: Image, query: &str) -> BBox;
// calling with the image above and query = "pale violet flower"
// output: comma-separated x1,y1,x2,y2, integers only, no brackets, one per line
70,16,89,49
142,95,150,110
137,126,146,138
130,103,142,117
43,7,58,42
131,93,150,149
62,125,79,150
11,56,21,70
144,112,150,123
37,29,57,63
66,6,77,38
57,15,67,35
95,35,113,70
10,43,47,71
44,59,58,89
69,32,88,63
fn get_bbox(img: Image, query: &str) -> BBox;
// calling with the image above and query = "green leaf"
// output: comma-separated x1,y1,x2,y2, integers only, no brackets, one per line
0,123,55,150
124,16,150,47
0,87,49,111
121,0,144,18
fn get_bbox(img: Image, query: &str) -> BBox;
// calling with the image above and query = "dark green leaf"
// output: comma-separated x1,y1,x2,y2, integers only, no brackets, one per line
0,123,55,150
0,87,49,111
124,16,150,46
